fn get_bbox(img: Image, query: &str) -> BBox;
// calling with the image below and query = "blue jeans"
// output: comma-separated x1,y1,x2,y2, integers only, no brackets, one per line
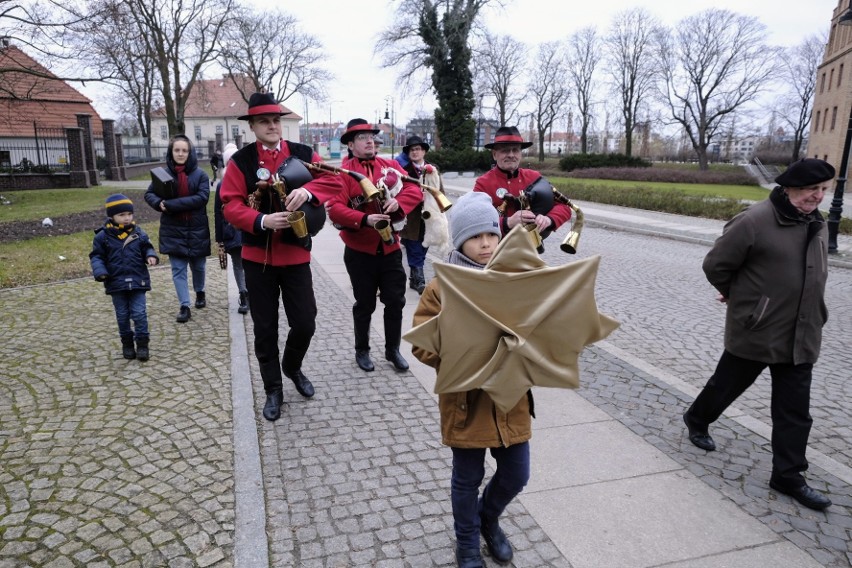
170,255,206,307
111,291,148,340
450,442,530,549
401,238,428,268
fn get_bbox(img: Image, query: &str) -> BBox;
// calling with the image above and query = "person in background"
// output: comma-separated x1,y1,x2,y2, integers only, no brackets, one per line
411,191,530,568
144,134,211,323
683,158,835,511
210,149,223,183
220,92,344,422
214,143,248,315
327,118,423,373
396,135,442,295
474,126,572,248
90,194,159,361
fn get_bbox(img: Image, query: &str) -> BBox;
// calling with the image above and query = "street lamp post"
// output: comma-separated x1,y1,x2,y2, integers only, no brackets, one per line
476,94,484,151
384,95,395,156
829,9,852,253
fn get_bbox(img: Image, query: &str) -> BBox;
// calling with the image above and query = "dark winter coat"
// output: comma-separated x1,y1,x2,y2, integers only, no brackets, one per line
144,149,211,258
89,223,159,295
703,187,828,365
214,179,241,252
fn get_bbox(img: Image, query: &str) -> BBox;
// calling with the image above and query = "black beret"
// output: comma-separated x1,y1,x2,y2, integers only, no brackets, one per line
775,158,836,188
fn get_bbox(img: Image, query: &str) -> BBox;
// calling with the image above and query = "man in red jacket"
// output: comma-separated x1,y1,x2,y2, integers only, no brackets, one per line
474,126,572,249
220,92,344,422
327,119,423,373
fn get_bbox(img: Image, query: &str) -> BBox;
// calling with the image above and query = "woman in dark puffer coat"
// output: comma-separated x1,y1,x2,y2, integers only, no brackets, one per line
145,134,211,322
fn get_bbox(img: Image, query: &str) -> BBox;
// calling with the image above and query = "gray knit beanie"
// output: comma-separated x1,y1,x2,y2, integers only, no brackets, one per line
449,192,501,249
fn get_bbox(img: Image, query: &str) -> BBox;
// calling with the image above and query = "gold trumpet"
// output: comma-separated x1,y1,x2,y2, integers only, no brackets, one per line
397,173,453,213
301,161,381,202
551,188,584,254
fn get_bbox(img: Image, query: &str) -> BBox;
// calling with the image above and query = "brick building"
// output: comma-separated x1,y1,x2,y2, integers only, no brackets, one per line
809,2,852,168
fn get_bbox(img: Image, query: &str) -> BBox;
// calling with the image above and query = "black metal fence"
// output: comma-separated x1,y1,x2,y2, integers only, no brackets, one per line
0,124,72,173
122,141,171,165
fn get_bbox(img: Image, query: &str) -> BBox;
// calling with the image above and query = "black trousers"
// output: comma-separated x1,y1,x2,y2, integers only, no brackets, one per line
687,350,814,486
342,247,406,351
243,260,317,394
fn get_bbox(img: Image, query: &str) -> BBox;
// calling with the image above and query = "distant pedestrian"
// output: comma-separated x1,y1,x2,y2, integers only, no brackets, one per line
474,126,573,251
683,158,835,511
90,194,159,361
214,143,248,315
396,135,445,294
411,192,529,568
210,149,224,182
144,134,211,323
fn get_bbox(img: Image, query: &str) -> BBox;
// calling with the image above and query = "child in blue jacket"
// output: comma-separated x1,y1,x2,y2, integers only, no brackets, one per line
90,194,159,360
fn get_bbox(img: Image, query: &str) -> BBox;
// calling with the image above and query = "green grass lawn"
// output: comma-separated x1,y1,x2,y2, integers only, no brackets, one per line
549,176,769,201
0,220,161,288
0,186,127,222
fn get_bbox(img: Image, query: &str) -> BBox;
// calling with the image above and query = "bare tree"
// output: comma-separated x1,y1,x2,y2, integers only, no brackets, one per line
604,8,659,157
84,0,159,148
0,0,110,93
106,0,234,137
777,33,826,163
473,31,525,126
528,41,570,161
566,26,601,154
656,9,778,170
219,6,331,105
377,0,503,150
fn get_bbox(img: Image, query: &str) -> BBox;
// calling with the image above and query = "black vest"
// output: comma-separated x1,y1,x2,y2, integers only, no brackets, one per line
231,141,319,248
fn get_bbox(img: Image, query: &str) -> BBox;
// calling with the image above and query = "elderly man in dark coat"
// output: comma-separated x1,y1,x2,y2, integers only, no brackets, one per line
683,158,835,511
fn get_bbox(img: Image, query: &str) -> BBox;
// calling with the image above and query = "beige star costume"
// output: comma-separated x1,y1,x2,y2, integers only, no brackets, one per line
404,225,619,414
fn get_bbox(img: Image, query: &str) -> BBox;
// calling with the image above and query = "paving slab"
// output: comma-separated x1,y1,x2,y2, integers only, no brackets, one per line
521,470,782,568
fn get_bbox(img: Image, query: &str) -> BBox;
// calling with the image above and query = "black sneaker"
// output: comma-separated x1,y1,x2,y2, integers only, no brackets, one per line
195,291,206,308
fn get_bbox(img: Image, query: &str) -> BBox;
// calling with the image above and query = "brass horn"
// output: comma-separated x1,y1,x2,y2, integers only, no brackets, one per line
301,160,381,202
398,173,453,213
559,199,584,254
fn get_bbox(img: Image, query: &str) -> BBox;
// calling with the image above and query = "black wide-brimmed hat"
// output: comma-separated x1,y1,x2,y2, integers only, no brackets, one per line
775,158,836,188
484,125,532,149
237,92,291,121
403,135,430,154
340,118,380,144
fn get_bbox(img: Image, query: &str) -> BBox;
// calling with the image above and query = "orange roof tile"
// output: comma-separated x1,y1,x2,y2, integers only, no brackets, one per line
0,45,103,137
154,75,301,120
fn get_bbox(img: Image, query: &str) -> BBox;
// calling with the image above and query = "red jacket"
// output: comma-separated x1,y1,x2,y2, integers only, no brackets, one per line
474,167,572,234
327,155,423,255
220,140,343,266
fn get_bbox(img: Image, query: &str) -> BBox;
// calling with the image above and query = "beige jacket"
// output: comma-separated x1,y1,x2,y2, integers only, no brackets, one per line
411,279,532,449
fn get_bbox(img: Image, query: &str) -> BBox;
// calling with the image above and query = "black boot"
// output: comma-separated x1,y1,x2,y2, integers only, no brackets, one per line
259,361,285,421
455,547,484,568
410,266,426,295
282,345,315,398
354,320,374,371
136,337,149,362
479,511,513,564
121,336,136,360
384,318,409,371
195,291,206,309
176,305,191,323
263,391,283,421
238,291,249,314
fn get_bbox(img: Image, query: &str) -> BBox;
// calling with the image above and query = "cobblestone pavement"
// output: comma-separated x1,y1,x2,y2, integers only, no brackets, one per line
1,200,850,567
248,262,570,568
0,267,236,567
